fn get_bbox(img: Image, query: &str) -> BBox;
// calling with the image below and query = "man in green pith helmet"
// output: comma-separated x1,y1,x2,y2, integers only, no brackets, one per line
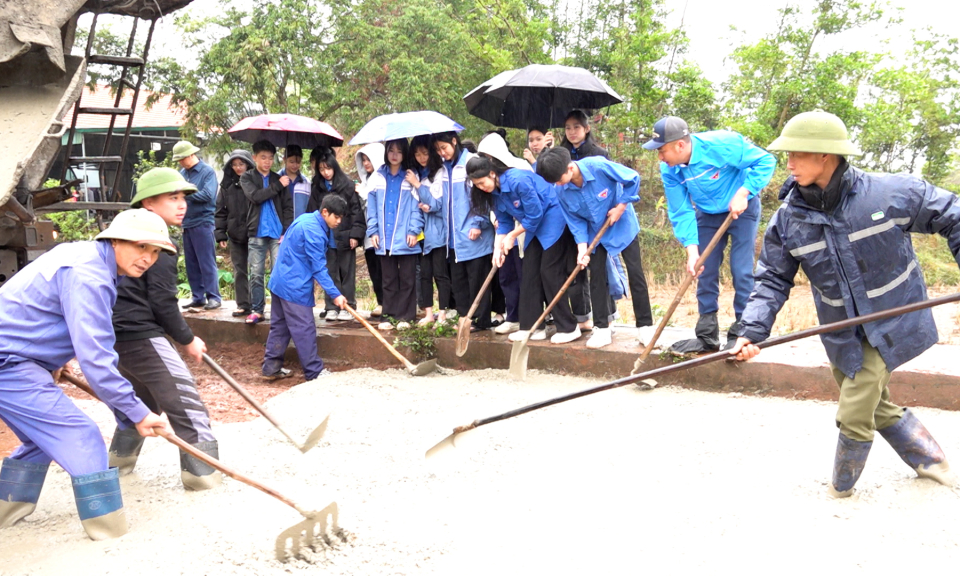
173,140,222,310
729,110,960,497
109,167,223,491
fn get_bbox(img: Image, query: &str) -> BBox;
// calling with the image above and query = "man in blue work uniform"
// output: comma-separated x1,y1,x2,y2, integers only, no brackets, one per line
537,146,653,349
730,110,956,497
0,209,170,539
173,139,222,310
644,116,776,353
261,194,348,381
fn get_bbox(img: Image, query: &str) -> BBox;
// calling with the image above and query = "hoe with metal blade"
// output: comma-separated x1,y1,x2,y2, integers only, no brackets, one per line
508,220,611,380
456,263,500,357
203,353,328,453
61,372,344,560
343,303,438,375
430,291,960,458
630,212,736,381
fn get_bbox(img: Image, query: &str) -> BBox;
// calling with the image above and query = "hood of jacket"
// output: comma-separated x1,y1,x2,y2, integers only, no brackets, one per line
355,143,386,185
221,149,255,187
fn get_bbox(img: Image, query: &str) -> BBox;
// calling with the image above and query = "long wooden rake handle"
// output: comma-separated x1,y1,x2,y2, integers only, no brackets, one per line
343,303,416,371
633,212,735,370
520,220,612,346
203,354,284,432
457,291,960,433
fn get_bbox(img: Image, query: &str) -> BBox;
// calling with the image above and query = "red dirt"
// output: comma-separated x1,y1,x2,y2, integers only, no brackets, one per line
0,341,348,457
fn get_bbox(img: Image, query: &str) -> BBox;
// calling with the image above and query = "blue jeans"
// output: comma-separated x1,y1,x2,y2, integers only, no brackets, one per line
183,223,222,303
695,195,761,318
262,295,324,379
248,237,280,314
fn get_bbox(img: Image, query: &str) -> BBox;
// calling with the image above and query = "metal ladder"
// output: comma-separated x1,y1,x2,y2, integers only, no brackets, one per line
59,11,158,211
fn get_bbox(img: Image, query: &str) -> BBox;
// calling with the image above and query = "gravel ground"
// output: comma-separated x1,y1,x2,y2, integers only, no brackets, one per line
2,367,960,575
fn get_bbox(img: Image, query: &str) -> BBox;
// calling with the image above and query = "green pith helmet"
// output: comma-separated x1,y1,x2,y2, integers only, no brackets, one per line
768,110,862,156
171,140,201,161
130,167,197,208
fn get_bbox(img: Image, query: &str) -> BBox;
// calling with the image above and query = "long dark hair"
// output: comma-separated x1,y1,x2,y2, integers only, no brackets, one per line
560,109,595,149
467,155,509,217
434,131,464,163
410,134,444,180
312,147,353,197
383,138,410,173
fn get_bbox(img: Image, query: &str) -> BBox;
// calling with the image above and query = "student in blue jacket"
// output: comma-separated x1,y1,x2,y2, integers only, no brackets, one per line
644,116,776,353
262,195,348,381
0,209,170,540
537,147,653,349
366,138,425,330
468,137,577,343
434,131,496,330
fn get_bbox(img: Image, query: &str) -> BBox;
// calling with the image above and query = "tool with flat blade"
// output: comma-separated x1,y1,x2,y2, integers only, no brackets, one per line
429,291,960,458
202,353,328,453
456,263,500,357
343,303,438,375
508,220,611,380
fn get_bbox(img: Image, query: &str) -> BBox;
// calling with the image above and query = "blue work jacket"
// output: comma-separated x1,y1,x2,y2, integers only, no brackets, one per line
661,131,776,247
493,169,566,250
269,212,340,307
0,241,150,424
556,157,641,255
740,166,960,378
418,170,447,253
366,165,424,256
180,159,218,229
431,150,493,261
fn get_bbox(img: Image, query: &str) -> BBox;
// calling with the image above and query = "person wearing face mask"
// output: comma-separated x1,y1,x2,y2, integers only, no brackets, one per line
729,110,960,497
0,209,171,540
215,149,255,317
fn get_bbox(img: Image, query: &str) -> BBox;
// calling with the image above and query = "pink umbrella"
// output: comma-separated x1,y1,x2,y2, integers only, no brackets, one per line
228,113,344,149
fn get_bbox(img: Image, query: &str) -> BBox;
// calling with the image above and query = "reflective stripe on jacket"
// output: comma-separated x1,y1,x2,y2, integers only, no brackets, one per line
366,165,424,256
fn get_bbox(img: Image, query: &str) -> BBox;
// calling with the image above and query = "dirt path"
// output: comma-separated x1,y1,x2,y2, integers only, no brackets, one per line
2,368,959,574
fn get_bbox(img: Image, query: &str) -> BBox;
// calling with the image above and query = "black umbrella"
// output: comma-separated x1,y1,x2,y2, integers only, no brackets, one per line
464,64,624,129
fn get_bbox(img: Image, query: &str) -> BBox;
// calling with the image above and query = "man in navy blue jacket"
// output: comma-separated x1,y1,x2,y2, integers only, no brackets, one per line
174,140,222,310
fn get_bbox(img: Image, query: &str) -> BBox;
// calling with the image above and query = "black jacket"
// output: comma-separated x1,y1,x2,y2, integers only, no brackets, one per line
215,151,254,244
306,172,365,250
563,138,610,161
239,170,295,238
113,247,194,345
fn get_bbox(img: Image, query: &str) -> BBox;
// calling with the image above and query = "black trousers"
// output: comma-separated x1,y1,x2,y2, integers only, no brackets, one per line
569,268,591,321
419,246,452,310
450,250,493,329
619,236,653,326
324,247,358,310
498,245,522,322
228,239,250,311
364,247,383,306
380,252,418,321
115,337,215,445
520,231,577,333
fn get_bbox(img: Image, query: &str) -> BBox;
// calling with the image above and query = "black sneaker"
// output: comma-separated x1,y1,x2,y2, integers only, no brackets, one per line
261,368,292,381
182,299,206,309
203,299,222,311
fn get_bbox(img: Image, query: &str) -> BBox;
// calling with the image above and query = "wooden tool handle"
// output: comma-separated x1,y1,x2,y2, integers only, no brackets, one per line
525,219,613,341
635,212,736,364
202,354,291,437
60,371,99,400
343,304,416,370
464,263,500,321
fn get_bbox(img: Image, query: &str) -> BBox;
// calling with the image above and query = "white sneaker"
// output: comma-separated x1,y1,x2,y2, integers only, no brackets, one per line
324,310,338,321
494,321,520,335
396,321,411,330
550,327,582,344
377,321,394,331
508,329,547,342
338,309,352,321
372,305,383,317
529,329,548,341
586,327,613,349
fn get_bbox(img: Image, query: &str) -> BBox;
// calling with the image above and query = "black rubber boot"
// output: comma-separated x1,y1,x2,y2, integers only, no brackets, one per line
0,458,49,528
108,427,145,476
878,408,953,486
721,320,741,351
829,433,872,498
670,313,720,354
180,440,222,491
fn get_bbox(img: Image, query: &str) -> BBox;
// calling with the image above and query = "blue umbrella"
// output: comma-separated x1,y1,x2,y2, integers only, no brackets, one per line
348,110,464,145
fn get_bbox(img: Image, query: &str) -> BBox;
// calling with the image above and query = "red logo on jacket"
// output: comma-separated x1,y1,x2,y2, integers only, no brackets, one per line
598,188,609,199
710,171,720,180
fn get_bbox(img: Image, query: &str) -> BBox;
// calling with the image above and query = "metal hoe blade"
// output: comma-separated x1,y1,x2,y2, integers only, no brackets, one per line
425,425,478,459
411,358,438,376
455,317,472,357
275,502,348,561
296,414,330,453
508,341,529,379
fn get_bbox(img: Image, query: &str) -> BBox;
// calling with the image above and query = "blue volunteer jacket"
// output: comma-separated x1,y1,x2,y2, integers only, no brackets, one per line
366,165,424,256
493,168,566,250
740,166,960,378
661,130,776,247
417,168,448,253
268,212,341,307
556,157,641,255
435,150,493,261
180,159,218,229
0,241,150,424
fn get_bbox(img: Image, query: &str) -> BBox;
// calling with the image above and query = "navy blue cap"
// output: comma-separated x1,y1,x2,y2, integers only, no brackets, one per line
642,116,690,150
